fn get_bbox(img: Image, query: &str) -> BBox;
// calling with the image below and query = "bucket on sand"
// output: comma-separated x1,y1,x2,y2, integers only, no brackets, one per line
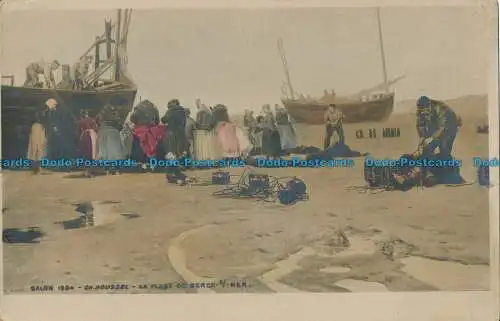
364,164,395,188
248,174,270,193
212,171,230,185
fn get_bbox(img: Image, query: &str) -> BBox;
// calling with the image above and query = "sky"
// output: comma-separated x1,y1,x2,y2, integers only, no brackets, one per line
0,7,490,113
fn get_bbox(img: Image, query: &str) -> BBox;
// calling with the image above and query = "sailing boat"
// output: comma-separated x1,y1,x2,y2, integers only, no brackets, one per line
1,9,137,159
279,8,403,124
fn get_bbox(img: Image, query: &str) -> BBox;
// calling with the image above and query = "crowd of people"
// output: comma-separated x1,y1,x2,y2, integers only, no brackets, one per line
25,94,461,190
243,103,298,158
25,98,303,176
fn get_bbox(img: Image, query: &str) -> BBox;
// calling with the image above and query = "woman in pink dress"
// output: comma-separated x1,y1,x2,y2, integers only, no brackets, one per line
213,104,251,159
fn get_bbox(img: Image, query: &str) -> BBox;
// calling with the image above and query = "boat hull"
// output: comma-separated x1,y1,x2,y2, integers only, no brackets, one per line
1,85,137,159
282,92,394,124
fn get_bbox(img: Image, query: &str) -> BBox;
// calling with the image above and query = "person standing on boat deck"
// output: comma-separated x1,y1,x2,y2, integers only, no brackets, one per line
185,108,196,158
57,64,73,89
96,104,127,175
275,106,297,153
161,99,189,159
323,103,345,150
24,59,60,88
193,100,218,161
72,56,93,90
261,104,281,158
44,98,75,162
27,110,48,174
415,96,459,159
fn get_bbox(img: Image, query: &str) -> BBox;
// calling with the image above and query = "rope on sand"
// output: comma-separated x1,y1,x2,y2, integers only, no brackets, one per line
444,182,475,187
344,186,393,194
212,166,308,204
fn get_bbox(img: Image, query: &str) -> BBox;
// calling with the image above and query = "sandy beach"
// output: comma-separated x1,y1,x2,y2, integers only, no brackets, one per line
2,99,490,294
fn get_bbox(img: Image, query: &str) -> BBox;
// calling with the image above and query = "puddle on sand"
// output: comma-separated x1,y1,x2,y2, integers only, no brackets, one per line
56,201,140,230
401,256,489,290
258,232,488,292
259,234,380,292
3,227,44,244
335,279,389,292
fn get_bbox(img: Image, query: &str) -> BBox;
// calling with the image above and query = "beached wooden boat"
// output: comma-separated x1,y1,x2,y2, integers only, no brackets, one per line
278,8,402,124
1,9,137,159
282,92,394,124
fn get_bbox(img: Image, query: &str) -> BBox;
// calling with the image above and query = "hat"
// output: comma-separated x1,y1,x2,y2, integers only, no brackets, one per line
416,96,430,108
167,99,180,108
213,104,227,111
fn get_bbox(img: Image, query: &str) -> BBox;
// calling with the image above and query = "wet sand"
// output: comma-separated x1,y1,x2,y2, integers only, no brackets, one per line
2,109,490,293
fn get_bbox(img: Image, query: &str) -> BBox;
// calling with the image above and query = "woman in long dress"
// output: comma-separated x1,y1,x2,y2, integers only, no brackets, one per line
161,99,189,159
160,99,189,180
77,109,98,176
96,104,127,175
252,115,264,154
193,100,219,160
275,107,297,153
261,104,281,158
129,100,166,168
213,104,251,159
26,110,47,174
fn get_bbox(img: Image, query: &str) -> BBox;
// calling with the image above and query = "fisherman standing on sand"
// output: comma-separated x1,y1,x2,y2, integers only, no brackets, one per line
24,59,60,88
323,103,345,150
415,95,459,159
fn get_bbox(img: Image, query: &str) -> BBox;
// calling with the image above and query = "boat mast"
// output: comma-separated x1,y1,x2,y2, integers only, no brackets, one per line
114,9,123,81
376,7,389,93
277,37,295,100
